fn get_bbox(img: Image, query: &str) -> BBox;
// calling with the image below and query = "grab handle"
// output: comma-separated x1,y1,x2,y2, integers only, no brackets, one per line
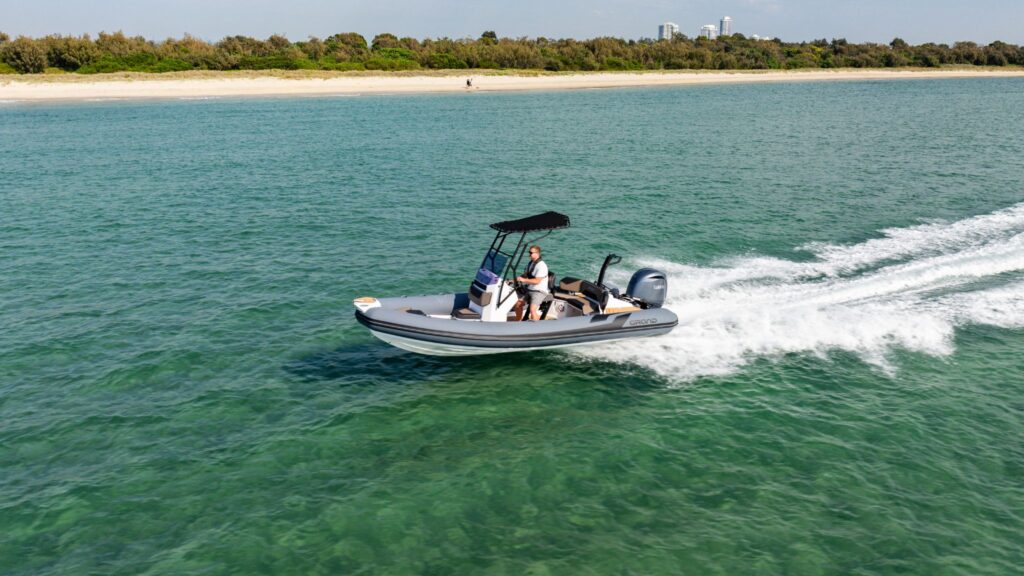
597,253,621,287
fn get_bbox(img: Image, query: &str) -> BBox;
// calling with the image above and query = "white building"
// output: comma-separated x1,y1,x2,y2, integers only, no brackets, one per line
699,24,718,40
658,22,679,40
720,16,733,36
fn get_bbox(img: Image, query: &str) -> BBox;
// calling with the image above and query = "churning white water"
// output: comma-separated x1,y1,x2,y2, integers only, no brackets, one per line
580,203,1024,380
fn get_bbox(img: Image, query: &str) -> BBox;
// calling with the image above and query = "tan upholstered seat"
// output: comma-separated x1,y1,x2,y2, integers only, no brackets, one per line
558,278,583,293
561,294,596,315
453,308,481,320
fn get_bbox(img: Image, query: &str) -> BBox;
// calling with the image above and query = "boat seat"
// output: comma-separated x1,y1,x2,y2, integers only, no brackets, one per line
557,277,583,294
560,294,596,315
579,280,609,310
453,307,481,320
468,280,492,307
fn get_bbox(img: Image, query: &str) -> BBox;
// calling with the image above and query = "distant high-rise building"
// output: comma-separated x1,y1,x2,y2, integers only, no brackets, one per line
699,24,718,40
658,22,679,40
720,16,733,36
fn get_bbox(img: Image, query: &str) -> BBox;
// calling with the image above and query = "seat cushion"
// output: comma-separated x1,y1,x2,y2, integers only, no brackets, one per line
453,307,481,320
561,295,594,315
558,277,583,293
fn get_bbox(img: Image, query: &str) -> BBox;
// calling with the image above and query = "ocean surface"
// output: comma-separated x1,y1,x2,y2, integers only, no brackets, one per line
1,79,1023,575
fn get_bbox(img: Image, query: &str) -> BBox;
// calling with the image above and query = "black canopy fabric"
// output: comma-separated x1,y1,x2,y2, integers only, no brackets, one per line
490,211,571,233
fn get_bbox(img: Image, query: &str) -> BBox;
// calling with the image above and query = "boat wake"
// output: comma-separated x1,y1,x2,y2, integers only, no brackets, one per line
578,203,1024,380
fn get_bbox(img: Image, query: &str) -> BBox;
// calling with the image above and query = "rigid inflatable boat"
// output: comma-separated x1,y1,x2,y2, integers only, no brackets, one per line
353,212,678,356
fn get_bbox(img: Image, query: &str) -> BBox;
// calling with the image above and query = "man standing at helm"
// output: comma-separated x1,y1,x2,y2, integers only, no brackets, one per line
515,245,548,321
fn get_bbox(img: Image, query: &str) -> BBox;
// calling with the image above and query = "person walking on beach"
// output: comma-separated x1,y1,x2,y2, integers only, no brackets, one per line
466,78,473,88
515,245,549,321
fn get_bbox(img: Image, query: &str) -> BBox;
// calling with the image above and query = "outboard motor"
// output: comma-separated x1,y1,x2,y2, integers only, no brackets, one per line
626,268,668,308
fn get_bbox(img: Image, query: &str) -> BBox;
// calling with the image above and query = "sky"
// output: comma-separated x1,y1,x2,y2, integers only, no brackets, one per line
1,0,1022,45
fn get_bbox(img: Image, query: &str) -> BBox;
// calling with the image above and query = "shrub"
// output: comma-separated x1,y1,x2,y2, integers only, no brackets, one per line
0,61,16,74
48,35,101,70
785,53,819,68
363,56,420,70
328,32,368,52
1,36,48,73
95,31,152,58
986,51,1008,66
375,47,415,60
77,53,193,73
149,58,193,72
158,34,227,69
267,34,290,51
0,31,1022,74
429,52,467,69
602,56,641,70
217,35,271,58
371,33,400,51
77,56,130,73
300,37,326,60
319,60,365,71
238,55,316,70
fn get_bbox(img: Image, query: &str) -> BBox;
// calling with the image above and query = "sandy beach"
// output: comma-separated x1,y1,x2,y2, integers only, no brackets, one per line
2,68,1023,102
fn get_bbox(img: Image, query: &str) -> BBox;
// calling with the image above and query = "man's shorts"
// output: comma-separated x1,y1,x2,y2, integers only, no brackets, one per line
526,291,547,307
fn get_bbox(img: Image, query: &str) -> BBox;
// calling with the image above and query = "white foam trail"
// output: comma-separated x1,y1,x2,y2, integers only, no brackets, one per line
578,203,1024,380
941,282,1024,329
805,202,1024,275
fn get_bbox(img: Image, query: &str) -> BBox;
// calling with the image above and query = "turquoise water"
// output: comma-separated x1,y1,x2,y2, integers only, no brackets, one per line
2,79,1023,575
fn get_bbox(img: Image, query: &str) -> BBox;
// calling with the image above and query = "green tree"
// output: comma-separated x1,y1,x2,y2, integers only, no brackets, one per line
217,35,270,58
95,31,152,58
267,34,291,51
301,36,326,60
986,41,1019,65
160,34,228,69
1,36,48,73
46,35,101,70
327,33,368,52
0,30,1021,74
325,32,368,61
429,52,467,69
371,33,400,51
951,41,983,65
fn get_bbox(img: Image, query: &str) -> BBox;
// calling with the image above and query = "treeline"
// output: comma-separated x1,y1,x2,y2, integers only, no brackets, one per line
1,30,1022,74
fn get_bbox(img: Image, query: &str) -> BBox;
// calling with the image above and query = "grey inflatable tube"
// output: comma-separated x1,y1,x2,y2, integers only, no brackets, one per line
355,293,678,349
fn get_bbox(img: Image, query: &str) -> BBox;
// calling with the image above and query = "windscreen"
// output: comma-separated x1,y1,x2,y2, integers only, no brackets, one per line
482,249,509,276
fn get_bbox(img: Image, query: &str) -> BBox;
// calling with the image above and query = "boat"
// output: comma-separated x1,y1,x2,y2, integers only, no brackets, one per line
353,211,678,356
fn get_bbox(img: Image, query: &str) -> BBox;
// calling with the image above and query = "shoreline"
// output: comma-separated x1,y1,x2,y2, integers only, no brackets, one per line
2,68,1023,102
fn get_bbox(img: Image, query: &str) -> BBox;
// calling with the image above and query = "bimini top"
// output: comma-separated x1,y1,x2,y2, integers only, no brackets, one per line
490,211,571,233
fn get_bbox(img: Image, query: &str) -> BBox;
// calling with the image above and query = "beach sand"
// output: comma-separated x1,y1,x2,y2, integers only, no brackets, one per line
2,69,1023,102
